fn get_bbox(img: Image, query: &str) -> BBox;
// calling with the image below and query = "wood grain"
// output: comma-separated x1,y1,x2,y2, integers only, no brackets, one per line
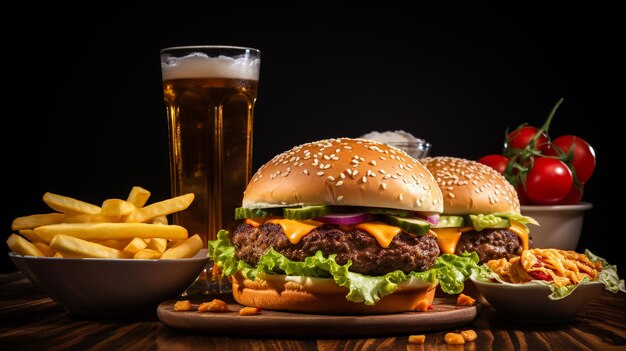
157,296,480,337
1,272,625,350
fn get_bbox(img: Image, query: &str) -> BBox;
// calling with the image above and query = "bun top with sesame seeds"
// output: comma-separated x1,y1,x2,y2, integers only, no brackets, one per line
419,156,520,215
242,138,444,213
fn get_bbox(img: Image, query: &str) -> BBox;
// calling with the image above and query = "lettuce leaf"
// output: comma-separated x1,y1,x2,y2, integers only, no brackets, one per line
585,249,626,294
208,230,481,305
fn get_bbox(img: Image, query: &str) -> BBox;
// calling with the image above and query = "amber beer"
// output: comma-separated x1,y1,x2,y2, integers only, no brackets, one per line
161,46,260,244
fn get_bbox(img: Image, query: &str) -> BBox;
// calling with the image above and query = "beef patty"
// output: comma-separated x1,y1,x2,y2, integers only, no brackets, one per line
454,228,526,264
231,222,441,276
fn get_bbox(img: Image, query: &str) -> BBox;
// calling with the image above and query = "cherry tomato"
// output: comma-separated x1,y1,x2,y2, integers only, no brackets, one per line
545,135,596,183
506,126,549,152
523,157,574,205
558,184,584,205
477,154,509,174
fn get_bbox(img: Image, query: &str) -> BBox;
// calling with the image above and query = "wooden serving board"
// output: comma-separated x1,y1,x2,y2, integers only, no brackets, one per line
157,295,480,338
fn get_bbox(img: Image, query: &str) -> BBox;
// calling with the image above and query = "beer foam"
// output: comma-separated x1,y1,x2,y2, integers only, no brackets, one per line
161,53,260,80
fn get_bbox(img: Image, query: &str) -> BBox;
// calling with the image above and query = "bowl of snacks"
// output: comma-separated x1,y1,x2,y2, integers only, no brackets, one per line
471,248,625,323
6,187,210,317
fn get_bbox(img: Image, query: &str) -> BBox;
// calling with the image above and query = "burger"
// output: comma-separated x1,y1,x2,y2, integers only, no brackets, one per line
209,138,481,314
419,157,538,264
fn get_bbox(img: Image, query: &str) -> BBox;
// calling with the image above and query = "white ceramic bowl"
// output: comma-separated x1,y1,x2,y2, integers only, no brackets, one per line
471,278,604,323
521,202,592,250
8,249,210,317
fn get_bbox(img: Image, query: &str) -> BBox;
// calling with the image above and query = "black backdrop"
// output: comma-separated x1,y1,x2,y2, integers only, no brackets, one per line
3,2,620,271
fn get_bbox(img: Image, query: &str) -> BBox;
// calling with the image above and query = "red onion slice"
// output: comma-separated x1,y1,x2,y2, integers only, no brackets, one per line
414,212,439,225
315,213,372,225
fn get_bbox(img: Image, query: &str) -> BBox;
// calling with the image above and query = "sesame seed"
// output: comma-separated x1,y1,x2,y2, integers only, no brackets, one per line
317,171,325,176
324,164,331,169
381,183,387,190
352,170,359,176
362,176,367,183
384,174,391,180
449,193,456,198
337,195,344,201
319,164,325,169
412,174,418,181
336,180,344,186
399,193,404,201
379,169,386,174
370,160,377,166
392,175,398,179
346,169,352,176
380,156,386,160
340,173,346,179
323,155,330,160
327,176,335,181
336,148,341,153
281,201,287,205
344,146,352,149
303,169,309,175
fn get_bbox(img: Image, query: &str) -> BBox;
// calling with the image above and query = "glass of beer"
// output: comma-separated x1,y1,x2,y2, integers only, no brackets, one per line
160,46,260,294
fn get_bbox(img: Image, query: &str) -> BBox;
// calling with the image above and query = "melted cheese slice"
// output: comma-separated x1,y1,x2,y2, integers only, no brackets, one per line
354,222,402,248
432,227,473,254
508,221,530,250
268,219,323,244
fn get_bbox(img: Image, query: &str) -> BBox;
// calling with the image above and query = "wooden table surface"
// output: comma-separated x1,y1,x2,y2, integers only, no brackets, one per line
1,271,625,350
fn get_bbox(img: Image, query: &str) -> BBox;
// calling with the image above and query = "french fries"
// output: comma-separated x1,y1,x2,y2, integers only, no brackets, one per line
6,187,204,260
7,234,45,257
161,234,203,259
43,192,102,215
50,234,129,259
34,223,188,243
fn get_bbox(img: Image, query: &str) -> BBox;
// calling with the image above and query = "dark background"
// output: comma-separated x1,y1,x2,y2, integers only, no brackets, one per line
3,2,619,271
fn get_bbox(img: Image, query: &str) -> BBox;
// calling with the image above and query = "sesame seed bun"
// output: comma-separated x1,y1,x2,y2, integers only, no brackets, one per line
419,157,520,215
242,138,443,213
230,272,437,314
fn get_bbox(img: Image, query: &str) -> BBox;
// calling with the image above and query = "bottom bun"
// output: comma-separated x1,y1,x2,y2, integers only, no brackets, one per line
230,271,437,314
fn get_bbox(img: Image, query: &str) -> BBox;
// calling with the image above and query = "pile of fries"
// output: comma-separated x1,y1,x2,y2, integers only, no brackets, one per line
7,186,203,259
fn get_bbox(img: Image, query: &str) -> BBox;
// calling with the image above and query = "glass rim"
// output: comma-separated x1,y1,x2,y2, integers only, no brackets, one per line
160,45,260,54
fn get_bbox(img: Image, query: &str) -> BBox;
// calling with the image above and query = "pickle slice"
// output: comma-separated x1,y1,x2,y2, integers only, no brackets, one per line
283,205,331,220
380,215,431,235
234,207,281,220
434,216,466,228
364,208,410,217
